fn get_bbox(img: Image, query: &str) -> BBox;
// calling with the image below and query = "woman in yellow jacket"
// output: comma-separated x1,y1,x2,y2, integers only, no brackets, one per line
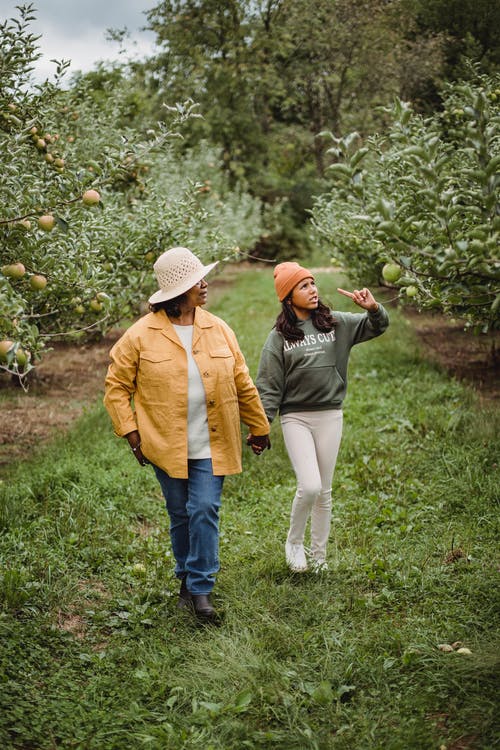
104,247,270,621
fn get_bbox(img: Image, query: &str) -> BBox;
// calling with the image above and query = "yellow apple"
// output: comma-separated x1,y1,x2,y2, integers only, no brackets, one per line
2,262,26,279
30,274,47,291
0,340,14,361
82,189,101,206
38,215,56,232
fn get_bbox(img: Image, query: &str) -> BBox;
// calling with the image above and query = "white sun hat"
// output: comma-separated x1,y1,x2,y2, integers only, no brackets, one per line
148,246,219,304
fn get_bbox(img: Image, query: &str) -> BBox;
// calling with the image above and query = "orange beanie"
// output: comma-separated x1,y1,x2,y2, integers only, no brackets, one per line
273,262,313,302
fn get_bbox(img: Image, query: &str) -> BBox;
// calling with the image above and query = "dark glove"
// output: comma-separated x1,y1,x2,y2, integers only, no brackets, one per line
246,434,271,455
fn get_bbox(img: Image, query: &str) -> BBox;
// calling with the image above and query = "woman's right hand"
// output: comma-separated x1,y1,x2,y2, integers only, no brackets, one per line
125,430,149,466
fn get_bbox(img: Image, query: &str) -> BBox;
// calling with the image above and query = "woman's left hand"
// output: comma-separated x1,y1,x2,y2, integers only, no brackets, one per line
246,433,271,455
337,287,379,313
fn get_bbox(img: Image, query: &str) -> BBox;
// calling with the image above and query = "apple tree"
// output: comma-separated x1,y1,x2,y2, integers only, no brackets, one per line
311,75,500,332
0,5,264,387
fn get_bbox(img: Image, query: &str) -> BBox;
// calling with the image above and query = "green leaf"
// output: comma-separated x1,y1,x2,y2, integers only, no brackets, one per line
350,147,369,167
327,163,352,178
55,216,69,233
376,198,395,220
231,688,254,713
491,293,500,315
311,681,334,705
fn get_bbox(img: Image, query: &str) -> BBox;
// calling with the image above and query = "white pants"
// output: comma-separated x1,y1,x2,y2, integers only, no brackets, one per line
280,409,343,560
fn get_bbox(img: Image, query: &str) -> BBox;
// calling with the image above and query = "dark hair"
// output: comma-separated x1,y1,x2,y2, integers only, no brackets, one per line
275,297,335,342
149,292,188,318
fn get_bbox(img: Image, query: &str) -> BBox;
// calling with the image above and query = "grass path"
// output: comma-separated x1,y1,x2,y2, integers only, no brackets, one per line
0,268,498,749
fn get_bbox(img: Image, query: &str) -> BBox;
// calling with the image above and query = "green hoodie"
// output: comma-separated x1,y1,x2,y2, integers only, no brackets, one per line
256,305,389,421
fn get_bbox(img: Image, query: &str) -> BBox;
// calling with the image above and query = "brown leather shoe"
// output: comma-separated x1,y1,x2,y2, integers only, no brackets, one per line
177,576,192,609
192,593,216,620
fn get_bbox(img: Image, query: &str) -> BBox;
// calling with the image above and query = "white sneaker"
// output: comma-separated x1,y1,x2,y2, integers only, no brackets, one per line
285,542,308,572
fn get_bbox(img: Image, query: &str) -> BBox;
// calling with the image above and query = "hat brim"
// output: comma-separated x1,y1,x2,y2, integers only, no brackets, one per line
148,260,219,304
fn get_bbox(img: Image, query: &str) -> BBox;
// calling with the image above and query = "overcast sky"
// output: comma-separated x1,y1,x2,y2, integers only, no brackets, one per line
0,0,158,83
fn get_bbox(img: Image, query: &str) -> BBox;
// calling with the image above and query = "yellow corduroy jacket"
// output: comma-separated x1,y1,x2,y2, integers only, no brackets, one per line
103,307,270,478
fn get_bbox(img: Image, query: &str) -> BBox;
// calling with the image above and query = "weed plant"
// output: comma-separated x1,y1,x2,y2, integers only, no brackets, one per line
0,270,498,749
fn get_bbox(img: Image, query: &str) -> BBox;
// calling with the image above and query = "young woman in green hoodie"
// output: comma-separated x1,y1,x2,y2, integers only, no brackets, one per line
256,262,389,572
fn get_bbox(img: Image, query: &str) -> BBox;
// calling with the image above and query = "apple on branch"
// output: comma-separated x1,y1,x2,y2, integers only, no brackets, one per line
0,340,15,361
1,262,26,279
82,189,101,206
381,263,402,284
30,274,48,291
38,215,56,232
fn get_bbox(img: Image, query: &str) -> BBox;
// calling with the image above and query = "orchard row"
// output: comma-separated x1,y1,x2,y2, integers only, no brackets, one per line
1,8,498,390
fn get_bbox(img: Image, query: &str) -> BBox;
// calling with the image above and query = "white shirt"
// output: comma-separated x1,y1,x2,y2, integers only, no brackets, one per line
172,324,211,459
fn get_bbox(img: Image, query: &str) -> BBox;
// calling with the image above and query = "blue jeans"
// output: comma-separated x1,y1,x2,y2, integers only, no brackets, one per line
153,459,224,595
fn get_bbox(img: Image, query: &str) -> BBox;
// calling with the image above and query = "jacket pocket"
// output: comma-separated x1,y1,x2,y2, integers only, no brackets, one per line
138,351,176,390
209,347,235,382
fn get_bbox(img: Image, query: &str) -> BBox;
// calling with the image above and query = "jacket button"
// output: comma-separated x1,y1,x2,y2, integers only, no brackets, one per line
203,371,209,377
211,427,217,432
193,349,199,354
208,400,215,407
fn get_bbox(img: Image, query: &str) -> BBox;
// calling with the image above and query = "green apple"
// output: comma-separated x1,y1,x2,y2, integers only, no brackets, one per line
89,298,103,312
15,347,29,367
406,285,418,298
382,263,402,284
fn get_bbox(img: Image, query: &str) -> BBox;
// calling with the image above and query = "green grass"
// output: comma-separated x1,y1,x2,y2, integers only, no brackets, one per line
0,269,498,749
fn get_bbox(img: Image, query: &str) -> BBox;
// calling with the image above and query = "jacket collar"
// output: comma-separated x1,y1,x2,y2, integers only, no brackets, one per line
147,308,214,347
